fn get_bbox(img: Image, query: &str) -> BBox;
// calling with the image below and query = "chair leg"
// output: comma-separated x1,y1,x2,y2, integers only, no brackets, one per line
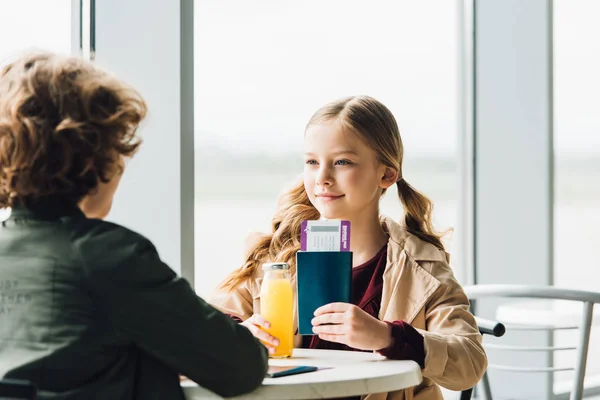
460,388,474,400
481,371,493,400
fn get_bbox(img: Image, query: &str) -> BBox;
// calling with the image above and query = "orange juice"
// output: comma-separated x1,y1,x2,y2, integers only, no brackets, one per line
260,263,294,358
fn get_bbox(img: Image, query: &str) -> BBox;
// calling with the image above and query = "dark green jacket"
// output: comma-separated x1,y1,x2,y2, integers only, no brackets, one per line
0,204,268,399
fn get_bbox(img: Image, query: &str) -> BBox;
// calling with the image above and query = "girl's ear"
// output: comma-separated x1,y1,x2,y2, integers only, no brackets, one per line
380,166,398,189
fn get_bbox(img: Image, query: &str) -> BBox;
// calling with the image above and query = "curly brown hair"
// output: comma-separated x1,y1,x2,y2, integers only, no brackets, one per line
0,52,147,208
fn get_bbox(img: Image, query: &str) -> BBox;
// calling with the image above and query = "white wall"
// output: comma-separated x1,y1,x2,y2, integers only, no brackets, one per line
474,0,554,398
93,0,195,281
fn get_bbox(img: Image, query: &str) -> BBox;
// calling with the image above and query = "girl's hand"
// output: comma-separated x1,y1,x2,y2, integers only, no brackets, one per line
241,314,280,354
311,303,392,351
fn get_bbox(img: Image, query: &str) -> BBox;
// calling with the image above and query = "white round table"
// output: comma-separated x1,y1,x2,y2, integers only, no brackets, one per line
182,348,422,400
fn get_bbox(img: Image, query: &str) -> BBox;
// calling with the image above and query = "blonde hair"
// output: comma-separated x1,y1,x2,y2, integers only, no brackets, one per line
221,95,444,291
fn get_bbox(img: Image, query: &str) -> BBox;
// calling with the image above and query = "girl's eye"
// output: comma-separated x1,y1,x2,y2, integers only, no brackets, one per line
305,159,318,165
335,159,353,166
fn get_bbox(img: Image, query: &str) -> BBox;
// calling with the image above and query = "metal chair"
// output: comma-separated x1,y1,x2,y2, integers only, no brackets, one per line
463,284,600,400
460,317,506,400
0,379,37,400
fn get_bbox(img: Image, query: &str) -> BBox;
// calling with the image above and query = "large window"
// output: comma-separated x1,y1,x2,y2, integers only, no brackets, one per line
553,0,600,390
194,1,462,296
0,1,72,61
0,0,72,222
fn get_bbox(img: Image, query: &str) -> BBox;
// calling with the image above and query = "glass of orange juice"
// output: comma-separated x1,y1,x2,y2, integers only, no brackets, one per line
260,262,294,358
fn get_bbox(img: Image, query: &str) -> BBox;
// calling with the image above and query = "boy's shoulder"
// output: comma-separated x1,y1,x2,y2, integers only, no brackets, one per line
67,217,156,271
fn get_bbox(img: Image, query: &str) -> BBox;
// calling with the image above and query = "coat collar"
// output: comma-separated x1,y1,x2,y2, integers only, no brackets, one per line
7,198,84,222
379,216,448,323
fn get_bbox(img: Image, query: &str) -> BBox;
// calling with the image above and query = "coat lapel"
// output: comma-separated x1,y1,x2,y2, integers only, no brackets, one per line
379,217,446,325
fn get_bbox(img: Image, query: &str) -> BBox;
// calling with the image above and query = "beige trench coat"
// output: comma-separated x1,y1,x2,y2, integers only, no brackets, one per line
210,216,487,400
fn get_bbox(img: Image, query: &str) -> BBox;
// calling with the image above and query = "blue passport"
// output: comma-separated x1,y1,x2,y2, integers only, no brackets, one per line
296,251,352,335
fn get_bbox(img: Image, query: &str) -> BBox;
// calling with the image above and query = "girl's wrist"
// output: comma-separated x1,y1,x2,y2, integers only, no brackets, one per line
377,320,393,350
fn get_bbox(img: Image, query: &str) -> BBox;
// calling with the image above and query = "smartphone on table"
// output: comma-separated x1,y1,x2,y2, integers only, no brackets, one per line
266,365,319,378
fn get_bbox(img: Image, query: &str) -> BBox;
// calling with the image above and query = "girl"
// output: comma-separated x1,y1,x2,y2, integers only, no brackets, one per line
210,95,487,400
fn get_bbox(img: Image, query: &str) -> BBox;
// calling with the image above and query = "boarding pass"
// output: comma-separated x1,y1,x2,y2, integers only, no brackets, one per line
300,220,351,252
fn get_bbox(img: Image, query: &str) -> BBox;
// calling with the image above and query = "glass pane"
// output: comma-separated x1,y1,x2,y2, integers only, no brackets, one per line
0,1,72,60
194,0,461,296
553,0,600,388
0,0,72,221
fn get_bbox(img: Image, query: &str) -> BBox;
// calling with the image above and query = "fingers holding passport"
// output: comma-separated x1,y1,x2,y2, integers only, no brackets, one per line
241,314,280,354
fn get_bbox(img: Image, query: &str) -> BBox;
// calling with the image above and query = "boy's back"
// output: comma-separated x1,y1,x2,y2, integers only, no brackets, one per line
0,203,268,399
